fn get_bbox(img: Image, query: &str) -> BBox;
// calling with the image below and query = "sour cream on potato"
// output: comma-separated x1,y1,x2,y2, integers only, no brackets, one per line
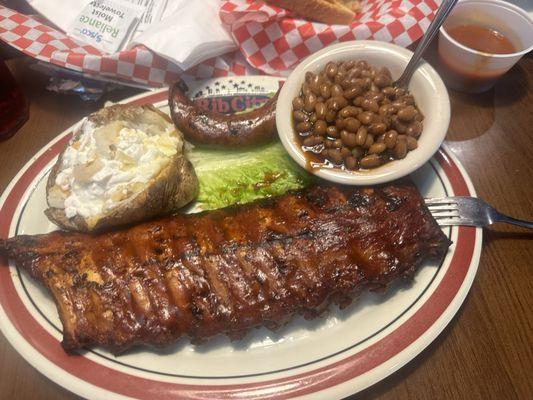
52,117,180,219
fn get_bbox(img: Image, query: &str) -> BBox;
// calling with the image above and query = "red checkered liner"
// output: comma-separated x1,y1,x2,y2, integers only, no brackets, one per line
0,1,438,85
220,0,439,75
0,5,258,86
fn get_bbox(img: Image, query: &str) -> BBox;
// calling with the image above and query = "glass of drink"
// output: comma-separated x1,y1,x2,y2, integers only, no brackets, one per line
0,59,29,141
438,0,533,93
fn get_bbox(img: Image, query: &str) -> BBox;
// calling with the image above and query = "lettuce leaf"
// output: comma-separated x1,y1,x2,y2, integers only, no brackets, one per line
188,141,314,210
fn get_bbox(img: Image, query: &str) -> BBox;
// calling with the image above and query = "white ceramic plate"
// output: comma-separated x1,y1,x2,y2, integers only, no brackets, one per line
0,76,482,400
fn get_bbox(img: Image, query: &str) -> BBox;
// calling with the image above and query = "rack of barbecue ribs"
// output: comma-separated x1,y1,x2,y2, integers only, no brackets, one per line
0,182,450,353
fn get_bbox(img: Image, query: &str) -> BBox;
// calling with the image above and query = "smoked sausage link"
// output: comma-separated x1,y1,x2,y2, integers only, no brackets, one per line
168,78,279,147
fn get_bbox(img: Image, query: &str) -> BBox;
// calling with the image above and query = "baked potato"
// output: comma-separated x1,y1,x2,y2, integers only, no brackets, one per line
45,104,199,233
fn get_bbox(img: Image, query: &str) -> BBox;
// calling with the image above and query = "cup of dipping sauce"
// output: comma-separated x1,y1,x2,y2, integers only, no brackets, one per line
438,0,533,93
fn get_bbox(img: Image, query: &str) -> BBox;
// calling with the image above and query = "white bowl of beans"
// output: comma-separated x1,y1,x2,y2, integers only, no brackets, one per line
276,40,450,185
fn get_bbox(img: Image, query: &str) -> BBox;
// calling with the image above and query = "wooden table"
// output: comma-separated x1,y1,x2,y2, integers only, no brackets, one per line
1,52,532,400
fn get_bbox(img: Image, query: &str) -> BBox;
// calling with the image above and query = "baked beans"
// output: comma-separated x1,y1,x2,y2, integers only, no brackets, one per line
293,61,424,170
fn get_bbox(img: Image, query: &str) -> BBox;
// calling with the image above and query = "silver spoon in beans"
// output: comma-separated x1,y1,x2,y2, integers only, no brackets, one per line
292,60,423,170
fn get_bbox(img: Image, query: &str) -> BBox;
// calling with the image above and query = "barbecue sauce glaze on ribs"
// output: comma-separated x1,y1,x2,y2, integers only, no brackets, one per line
0,182,450,353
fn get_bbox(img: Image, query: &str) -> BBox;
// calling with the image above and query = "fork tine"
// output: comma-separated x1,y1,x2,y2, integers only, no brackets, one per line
431,210,461,219
424,197,454,204
425,204,458,211
436,218,477,226
424,197,457,205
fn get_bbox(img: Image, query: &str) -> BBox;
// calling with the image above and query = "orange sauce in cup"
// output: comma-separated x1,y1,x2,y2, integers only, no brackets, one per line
439,24,518,92
446,25,516,54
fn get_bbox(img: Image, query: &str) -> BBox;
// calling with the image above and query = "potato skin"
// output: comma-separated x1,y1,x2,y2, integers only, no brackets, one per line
45,104,199,233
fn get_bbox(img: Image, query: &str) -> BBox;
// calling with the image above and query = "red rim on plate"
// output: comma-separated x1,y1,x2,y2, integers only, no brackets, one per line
0,85,481,400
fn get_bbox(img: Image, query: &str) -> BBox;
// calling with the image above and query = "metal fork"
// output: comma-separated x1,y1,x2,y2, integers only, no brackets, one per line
425,197,533,229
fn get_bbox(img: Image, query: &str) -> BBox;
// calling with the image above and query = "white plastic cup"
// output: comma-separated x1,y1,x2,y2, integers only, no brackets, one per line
438,0,533,93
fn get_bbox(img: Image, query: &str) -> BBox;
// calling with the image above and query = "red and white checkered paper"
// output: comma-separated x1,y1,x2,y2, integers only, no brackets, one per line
0,5,258,86
0,0,438,86
220,0,439,75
